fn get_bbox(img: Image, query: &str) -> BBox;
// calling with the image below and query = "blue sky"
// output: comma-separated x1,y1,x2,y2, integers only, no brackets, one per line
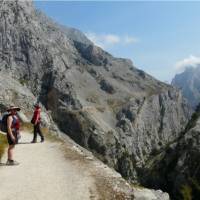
34,1,200,82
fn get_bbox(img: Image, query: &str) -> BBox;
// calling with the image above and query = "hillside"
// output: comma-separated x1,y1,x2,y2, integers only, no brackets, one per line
172,66,200,109
0,0,192,196
139,104,200,199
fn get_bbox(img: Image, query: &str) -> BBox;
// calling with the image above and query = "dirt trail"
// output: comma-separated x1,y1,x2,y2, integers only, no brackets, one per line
0,131,169,200
0,132,99,200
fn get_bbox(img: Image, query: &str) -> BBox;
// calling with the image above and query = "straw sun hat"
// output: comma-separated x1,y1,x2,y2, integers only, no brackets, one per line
7,105,21,112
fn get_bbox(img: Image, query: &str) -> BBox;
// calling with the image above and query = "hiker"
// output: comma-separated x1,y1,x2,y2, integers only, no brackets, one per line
6,105,21,165
31,103,44,143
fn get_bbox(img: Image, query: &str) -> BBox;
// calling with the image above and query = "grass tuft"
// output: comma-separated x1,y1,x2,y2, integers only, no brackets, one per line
0,133,7,161
181,184,192,200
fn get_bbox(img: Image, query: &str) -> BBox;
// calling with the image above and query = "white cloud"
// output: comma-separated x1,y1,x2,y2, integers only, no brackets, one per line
85,32,139,49
124,35,139,44
85,32,105,48
175,55,200,73
103,34,120,45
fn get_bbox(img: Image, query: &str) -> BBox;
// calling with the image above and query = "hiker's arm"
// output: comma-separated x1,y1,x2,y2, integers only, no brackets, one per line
7,116,15,142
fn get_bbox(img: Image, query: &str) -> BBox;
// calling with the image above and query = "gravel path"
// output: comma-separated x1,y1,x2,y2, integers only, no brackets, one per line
0,132,98,200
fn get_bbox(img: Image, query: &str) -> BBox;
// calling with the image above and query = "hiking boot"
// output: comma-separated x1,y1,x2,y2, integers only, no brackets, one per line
6,160,19,166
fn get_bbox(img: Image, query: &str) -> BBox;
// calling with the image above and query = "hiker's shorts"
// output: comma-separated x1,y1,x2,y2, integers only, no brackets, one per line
6,131,17,145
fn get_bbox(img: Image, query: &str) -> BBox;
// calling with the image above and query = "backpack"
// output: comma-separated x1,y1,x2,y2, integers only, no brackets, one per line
0,114,10,133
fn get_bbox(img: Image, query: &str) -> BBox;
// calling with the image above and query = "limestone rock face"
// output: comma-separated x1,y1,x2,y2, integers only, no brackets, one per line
0,0,192,193
114,89,191,178
172,66,200,109
0,71,58,131
139,105,200,199
133,188,170,200
0,72,35,114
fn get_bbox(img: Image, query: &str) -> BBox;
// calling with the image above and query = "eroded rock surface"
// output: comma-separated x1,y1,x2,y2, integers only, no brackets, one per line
0,0,193,198
140,105,200,199
172,66,200,109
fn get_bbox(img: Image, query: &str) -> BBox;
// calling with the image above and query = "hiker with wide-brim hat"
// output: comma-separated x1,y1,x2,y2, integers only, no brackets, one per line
6,105,21,165
31,103,44,143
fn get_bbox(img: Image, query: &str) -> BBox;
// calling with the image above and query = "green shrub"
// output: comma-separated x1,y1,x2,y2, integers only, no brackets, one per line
18,78,28,86
185,103,200,132
0,133,7,160
181,184,192,200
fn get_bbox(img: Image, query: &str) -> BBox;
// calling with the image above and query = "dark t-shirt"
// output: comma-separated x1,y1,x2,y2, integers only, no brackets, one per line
7,115,19,145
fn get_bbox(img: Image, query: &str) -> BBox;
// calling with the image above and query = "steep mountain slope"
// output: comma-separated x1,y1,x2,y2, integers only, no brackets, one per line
0,0,191,185
172,66,200,109
0,71,58,132
140,104,200,199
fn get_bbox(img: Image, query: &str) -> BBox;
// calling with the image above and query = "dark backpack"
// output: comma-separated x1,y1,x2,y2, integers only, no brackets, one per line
0,114,10,133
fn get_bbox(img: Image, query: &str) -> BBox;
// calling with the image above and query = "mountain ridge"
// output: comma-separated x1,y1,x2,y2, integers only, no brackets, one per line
172,65,200,109
0,0,193,198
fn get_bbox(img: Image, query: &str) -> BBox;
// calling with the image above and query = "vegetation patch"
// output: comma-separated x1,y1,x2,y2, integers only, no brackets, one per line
107,99,126,113
181,184,192,200
96,106,106,113
18,78,28,86
21,122,33,131
131,183,144,189
86,93,99,104
190,178,200,191
185,103,200,132
21,122,62,143
41,127,62,143
0,133,7,161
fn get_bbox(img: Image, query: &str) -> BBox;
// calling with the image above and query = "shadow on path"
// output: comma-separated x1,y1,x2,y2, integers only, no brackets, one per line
17,142,40,145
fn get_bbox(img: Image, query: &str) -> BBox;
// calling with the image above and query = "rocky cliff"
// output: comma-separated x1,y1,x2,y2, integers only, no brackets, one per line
0,0,192,194
172,66,200,109
139,104,200,199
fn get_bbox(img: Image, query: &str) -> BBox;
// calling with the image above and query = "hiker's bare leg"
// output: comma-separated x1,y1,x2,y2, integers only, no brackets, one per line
8,145,15,160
